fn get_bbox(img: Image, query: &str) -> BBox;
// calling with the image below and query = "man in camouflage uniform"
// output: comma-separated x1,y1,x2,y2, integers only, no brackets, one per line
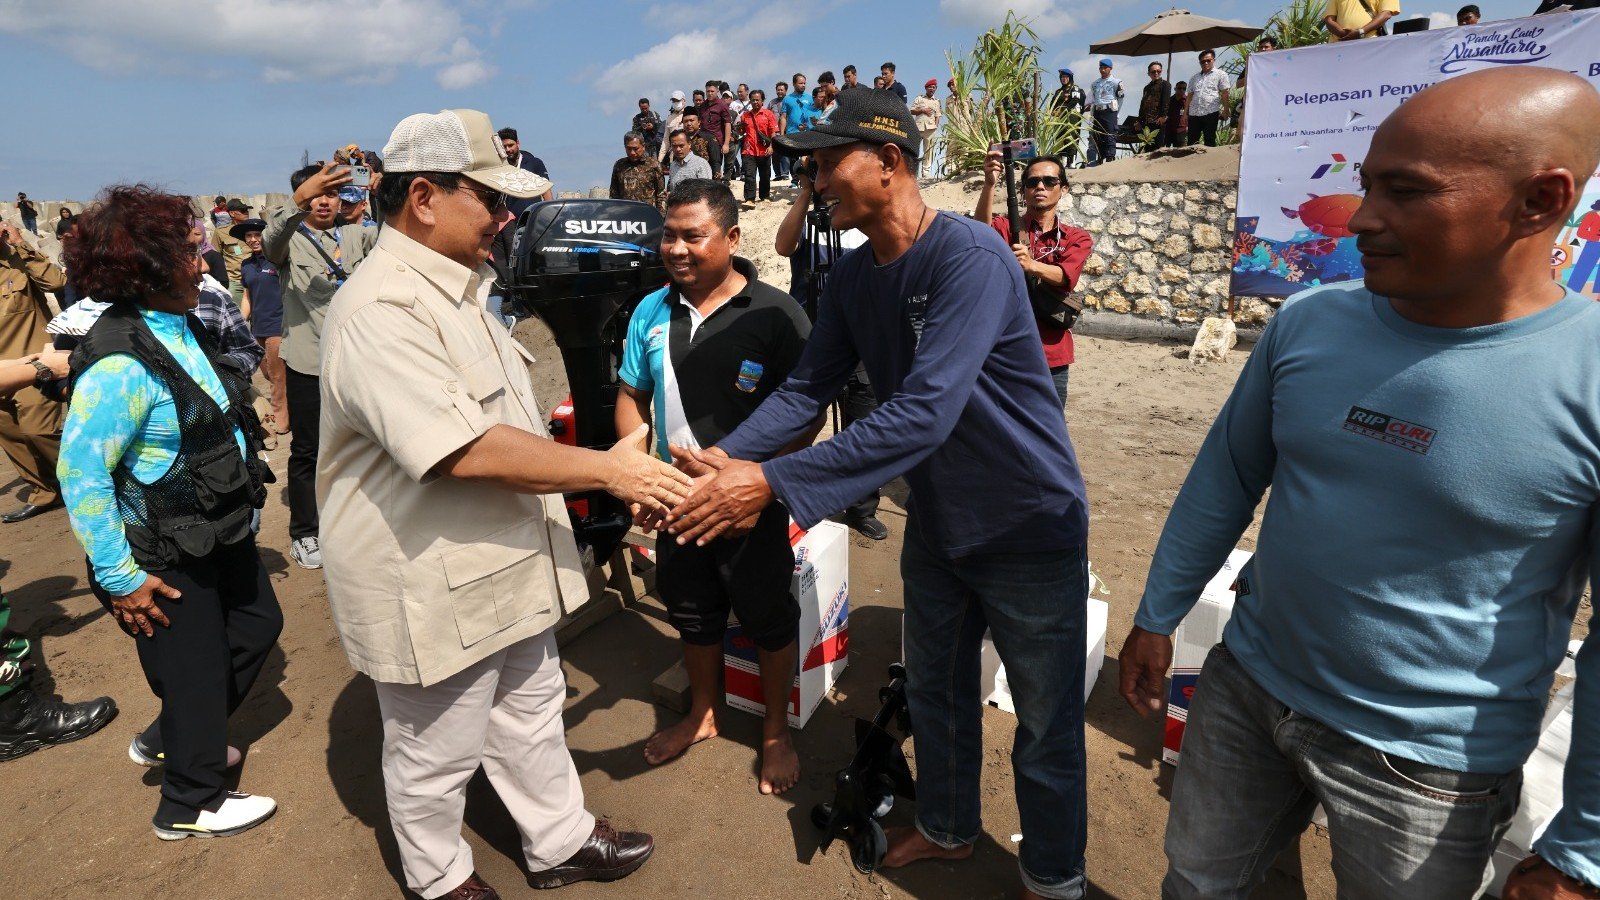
609,132,666,211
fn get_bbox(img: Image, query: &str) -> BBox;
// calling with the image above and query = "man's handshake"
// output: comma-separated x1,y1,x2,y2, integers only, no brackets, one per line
626,442,771,545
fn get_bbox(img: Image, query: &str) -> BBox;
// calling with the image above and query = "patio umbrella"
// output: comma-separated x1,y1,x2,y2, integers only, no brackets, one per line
1091,7,1264,76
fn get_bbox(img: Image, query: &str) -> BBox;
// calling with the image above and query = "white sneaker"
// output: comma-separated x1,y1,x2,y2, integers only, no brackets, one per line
153,791,276,840
129,735,242,768
290,536,322,569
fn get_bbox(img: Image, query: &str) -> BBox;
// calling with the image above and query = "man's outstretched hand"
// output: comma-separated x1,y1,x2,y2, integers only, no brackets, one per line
1119,626,1173,717
607,424,694,520
666,445,772,545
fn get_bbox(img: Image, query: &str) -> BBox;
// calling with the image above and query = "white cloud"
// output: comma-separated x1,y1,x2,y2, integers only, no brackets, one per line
1427,11,1459,29
0,0,494,89
438,59,495,90
939,0,1134,39
589,23,816,116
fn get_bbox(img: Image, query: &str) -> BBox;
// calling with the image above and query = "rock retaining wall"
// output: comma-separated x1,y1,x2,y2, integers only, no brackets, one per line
1061,179,1275,335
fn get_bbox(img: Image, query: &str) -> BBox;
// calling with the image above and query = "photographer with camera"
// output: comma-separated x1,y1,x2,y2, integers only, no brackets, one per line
972,150,1091,407
262,160,380,569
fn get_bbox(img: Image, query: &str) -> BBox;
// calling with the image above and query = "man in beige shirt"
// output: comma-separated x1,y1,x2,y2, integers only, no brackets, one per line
909,79,943,180
318,108,690,900
211,199,254,306
263,161,379,569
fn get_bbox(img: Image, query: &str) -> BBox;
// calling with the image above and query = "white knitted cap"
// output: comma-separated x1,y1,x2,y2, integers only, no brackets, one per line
382,109,550,199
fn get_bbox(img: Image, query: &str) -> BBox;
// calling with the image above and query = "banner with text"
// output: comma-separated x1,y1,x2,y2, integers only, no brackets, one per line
1231,11,1600,298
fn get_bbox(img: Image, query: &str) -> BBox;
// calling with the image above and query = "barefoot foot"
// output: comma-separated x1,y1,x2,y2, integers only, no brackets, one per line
759,732,800,795
881,825,974,869
644,709,717,765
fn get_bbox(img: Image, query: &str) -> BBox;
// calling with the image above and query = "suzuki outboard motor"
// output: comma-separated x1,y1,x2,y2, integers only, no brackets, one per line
509,198,666,561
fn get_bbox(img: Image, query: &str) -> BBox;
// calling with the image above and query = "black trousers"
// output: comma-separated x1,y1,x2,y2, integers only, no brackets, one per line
840,366,880,518
91,538,282,821
742,154,772,200
284,366,320,540
1189,112,1221,147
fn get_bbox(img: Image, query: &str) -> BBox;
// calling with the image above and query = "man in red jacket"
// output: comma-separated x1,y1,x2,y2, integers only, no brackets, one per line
971,152,1092,406
739,89,779,202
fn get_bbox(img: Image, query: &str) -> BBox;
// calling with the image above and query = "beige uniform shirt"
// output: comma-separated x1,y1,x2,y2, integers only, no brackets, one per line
0,237,66,361
317,227,589,686
213,224,250,286
262,205,378,376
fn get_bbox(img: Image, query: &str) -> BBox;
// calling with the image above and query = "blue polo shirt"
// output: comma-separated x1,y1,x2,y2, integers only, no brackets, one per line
779,93,816,134
239,253,283,338
620,257,811,461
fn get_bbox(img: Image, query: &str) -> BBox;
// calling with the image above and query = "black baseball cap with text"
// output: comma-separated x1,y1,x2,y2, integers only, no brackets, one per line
773,88,921,158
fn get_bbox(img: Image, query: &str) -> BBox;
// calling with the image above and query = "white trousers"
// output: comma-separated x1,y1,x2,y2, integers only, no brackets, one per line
919,128,940,179
374,629,594,898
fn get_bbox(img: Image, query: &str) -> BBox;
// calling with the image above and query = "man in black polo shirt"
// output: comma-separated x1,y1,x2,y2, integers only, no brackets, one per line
615,179,814,796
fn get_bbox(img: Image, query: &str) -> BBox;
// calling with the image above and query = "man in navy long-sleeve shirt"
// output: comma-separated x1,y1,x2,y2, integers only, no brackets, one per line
667,88,1091,900
1121,69,1600,899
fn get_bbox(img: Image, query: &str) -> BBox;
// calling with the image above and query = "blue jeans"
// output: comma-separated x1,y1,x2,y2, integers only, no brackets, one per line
774,153,791,180
1050,364,1070,408
901,524,1088,899
1164,644,1521,899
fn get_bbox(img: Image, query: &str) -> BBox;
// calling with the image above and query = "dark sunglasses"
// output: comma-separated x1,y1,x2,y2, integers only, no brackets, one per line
1023,176,1063,189
458,182,509,214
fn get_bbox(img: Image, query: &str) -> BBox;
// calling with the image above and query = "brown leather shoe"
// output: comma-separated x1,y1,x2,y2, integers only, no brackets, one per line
439,872,499,900
527,819,654,889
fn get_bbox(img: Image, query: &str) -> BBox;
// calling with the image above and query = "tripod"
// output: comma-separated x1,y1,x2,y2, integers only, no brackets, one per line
802,189,845,436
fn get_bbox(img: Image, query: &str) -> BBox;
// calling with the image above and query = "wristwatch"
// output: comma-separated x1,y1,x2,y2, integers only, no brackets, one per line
30,359,54,386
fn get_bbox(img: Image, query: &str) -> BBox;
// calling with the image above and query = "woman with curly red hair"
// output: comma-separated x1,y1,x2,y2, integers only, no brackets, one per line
59,184,282,841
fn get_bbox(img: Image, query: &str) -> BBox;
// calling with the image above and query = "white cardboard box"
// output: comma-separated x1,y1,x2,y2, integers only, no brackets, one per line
1162,548,1253,766
722,519,849,729
980,598,1110,713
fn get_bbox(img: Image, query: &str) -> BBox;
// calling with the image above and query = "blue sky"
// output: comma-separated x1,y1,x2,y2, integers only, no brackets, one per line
0,0,1529,202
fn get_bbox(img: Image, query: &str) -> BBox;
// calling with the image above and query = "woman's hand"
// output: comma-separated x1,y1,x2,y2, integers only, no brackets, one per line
112,574,182,637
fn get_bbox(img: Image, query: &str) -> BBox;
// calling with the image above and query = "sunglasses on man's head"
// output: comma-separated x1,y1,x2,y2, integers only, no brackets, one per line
1023,176,1063,189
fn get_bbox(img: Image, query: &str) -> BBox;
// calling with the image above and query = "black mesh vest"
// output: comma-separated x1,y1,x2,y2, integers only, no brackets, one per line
69,304,273,570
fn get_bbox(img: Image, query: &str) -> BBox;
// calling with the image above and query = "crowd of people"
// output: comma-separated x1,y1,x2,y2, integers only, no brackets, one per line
0,10,1598,900
612,63,948,209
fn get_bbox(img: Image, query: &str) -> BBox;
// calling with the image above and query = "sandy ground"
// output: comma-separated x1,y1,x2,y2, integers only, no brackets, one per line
0,328,1322,900
0,308,1587,898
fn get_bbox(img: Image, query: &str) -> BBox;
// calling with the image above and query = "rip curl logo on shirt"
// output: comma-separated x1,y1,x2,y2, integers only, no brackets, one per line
490,169,544,194
1343,406,1437,455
